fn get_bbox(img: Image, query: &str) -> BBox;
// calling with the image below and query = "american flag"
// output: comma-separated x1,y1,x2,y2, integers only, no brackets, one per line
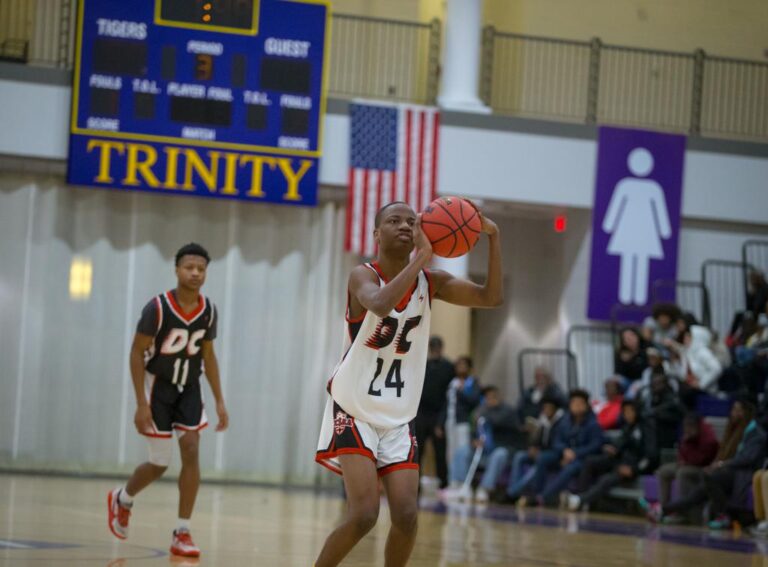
345,102,440,257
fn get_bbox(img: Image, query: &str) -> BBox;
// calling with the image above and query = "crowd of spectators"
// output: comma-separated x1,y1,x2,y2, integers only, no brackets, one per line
417,272,768,537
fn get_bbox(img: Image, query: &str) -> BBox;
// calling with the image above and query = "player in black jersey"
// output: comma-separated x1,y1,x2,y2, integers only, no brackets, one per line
107,243,229,558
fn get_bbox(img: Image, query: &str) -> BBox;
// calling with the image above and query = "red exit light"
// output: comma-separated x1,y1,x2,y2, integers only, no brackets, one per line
554,215,567,233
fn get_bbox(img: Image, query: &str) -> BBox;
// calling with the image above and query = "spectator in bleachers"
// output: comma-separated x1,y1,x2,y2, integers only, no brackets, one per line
517,367,566,421
500,395,565,504
447,386,524,503
646,398,766,529
649,413,719,516
440,356,482,490
416,336,454,489
615,328,649,384
520,390,604,506
748,270,768,317
567,400,655,511
627,347,673,399
666,325,723,396
592,377,624,430
730,308,768,396
750,468,768,538
638,373,685,451
642,303,682,346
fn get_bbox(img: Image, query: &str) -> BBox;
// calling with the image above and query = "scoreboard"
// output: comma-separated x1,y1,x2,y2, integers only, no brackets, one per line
67,0,329,206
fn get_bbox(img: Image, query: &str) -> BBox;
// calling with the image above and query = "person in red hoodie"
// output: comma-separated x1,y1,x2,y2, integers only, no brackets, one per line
654,413,719,513
593,377,624,430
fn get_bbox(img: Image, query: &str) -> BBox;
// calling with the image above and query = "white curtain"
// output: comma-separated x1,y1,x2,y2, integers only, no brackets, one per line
0,174,354,486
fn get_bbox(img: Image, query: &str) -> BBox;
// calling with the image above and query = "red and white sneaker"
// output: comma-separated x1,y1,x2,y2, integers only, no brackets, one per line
170,530,200,558
107,488,131,540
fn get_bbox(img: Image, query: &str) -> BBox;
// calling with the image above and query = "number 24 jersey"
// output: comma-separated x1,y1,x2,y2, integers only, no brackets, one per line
329,263,432,429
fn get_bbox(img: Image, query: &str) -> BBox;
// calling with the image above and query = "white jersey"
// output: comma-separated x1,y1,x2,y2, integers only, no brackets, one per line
329,262,433,429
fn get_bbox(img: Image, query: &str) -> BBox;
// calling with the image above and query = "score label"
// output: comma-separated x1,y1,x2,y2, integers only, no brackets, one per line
67,0,329,207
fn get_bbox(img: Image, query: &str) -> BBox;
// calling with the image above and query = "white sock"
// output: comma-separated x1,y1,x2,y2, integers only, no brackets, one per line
118,488,134,507
176,518,191,533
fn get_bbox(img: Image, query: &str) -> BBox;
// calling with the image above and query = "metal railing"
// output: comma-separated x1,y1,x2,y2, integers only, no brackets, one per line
329,14,441,104
517,348,577,397
701,259,751,338
651,279,711,327
482,28,768,141
566,325,615,397
743,240,768,289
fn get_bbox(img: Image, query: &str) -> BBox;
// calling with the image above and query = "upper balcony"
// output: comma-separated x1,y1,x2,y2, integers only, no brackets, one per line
0,0,765,143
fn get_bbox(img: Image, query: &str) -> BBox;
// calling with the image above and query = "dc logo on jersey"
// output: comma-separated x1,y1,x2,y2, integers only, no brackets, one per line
334,411,353,435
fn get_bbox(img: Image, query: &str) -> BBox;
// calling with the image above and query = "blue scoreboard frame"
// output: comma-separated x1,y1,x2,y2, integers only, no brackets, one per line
67,0,330,206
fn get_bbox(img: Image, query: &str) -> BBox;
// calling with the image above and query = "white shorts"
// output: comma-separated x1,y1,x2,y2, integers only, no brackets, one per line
315,396,419,477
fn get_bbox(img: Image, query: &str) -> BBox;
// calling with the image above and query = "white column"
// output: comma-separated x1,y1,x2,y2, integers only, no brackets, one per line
437,0,490,113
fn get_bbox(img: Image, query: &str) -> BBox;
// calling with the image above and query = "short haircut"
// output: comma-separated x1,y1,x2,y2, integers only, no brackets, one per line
374,201,413,228
652,302,682,320
457,355,473,368
569,389,590,403
482,385,499,396
540,395,562,409
175,243,210,266
621,399,638,412
429,336,444,350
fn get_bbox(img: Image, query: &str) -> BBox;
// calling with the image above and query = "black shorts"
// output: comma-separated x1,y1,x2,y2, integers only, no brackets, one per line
144,373,208,437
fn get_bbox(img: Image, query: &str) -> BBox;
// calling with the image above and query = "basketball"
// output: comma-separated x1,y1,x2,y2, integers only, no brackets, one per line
421,197,483,258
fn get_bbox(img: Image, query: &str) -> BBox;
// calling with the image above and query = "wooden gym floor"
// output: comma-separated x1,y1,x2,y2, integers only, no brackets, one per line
0,473,766,566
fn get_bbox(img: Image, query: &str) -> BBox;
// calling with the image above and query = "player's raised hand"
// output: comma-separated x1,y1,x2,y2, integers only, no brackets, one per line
134,405,154,434
465,199,498,236
414,214,433,258
215,401,229,432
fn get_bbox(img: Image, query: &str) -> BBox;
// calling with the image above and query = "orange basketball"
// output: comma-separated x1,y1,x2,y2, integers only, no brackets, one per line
421,197,482,258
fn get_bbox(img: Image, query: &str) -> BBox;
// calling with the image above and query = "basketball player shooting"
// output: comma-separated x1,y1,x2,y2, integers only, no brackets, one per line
315,202,502,567
107,243,229,558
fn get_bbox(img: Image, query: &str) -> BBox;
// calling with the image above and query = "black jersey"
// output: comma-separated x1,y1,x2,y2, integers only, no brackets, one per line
137,290,217,388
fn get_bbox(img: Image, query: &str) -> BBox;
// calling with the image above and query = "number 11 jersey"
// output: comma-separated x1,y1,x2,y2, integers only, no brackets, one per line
329,262,433,429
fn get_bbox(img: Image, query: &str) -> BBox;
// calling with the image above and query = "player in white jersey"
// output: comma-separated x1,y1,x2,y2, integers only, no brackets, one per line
315,202,502,567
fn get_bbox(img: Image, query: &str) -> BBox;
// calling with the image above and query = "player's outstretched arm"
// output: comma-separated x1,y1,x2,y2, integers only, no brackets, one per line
429,215,503,308
130,333,155,434
201,340,229,432
349,217,433,318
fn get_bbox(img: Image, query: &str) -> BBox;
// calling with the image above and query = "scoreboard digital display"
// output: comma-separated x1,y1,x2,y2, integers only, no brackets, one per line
67,0,329,206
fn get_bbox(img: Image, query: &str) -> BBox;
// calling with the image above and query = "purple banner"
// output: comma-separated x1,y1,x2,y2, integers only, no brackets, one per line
588,127,686,322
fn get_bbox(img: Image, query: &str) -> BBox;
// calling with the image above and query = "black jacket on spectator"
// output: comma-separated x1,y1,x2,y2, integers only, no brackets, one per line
418,357,455,416
615,350,649,382
639,386,685,450
517,383,566,421
726,421,768,510
476,402,525,450
612,419,657,474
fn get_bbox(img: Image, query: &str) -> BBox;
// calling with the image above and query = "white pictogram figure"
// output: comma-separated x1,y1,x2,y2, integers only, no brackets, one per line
602,148,672,305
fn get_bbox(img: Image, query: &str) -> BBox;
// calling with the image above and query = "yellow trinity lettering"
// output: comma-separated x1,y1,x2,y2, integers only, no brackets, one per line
278,159,313,201
163,146,183,190
122,143,160,188
220,152,241,196
86,139,125,184
240,155,277,198
182,150,220,192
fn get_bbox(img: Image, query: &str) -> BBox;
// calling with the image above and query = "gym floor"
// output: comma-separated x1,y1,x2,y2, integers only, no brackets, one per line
1,474,765,566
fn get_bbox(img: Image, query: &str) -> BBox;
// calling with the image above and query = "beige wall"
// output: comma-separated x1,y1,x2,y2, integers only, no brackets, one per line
484,0,768,60
330,0,422,20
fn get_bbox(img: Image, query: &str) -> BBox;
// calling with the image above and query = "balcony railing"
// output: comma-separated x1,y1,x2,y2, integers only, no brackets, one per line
1,0,766,143
481,27,768,142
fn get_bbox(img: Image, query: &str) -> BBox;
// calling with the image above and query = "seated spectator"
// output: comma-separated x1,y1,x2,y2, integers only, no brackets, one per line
440,356,482,489
627,347,673,399
517,367,566,421
615,328,649,383
666,325,723,392
751,468,768,538
592,376,624,430
447,386,525,502
637,373,684,451
567,400,656,511
642,303,682,346
513,389,603,506
500,396,565,503
731,308,768,396
646,398,766,529
646,413,719,517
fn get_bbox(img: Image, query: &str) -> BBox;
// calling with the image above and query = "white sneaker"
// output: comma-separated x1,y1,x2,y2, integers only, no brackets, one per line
170,529,200,558
456,484,473,502
475,488,490,504
567,494,581,512
107,488,131,540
